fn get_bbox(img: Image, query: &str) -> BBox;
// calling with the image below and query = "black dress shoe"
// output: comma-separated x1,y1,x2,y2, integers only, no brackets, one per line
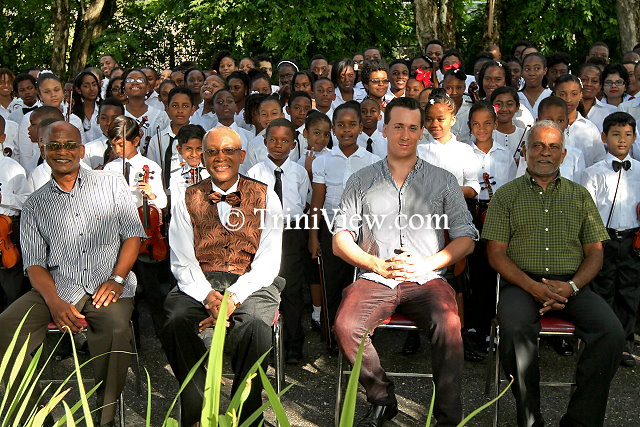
401,330,421,355
552,338,574,356
356,402,399,426
310,318,321,332
285,349,303,365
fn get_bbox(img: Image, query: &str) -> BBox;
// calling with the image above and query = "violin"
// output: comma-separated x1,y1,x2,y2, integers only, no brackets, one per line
137,165,168,261
480,172,496,224
0,184,20,269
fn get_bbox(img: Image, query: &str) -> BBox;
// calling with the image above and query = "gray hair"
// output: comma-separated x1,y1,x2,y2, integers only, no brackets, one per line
527,120,565,149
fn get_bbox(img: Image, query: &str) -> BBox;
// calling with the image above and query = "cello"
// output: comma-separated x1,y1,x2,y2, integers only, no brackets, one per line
0,183,20,269
137,165,168,261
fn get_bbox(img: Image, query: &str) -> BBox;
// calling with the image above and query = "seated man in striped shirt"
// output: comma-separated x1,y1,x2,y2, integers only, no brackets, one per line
0,121,146,426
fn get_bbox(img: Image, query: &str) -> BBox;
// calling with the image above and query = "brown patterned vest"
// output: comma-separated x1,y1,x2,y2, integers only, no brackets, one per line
185,176,267,275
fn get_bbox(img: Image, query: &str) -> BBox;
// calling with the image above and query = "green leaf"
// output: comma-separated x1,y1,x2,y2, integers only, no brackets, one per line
339,331,367,427
456,376,514,426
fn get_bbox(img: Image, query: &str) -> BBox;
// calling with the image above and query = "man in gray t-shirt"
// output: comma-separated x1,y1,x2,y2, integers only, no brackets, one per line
333,97,477,426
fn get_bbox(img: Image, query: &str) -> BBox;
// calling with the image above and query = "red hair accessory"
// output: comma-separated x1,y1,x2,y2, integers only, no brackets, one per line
415,68,432,87
493,104,500,114
444,62,461,71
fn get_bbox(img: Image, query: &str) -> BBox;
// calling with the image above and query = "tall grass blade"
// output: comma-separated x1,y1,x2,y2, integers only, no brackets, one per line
339,332,367,427
145,367,152,427
61,401,75,426
200,291,229,426
257,366,291,427
162,351,209,425
456,375,514,426
425,380,436,426
28,388,71,427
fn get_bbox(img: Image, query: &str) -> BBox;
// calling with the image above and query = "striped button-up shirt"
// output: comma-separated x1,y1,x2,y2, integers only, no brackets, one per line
20,168,147,304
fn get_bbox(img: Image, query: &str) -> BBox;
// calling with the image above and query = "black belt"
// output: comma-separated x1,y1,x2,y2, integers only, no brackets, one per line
606,227,639,239
525,272,573,282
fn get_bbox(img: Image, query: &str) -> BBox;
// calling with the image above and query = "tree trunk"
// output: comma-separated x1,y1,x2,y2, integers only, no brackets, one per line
414,0,456,51
616,0,640,53
68,0,117,76
483,0,503,47
51,0,70,77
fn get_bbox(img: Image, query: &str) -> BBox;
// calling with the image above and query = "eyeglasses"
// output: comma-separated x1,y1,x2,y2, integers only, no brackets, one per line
45,142,81,151
125,78,146,84
604,80,625,87
204,147,243,156
370,79,389,85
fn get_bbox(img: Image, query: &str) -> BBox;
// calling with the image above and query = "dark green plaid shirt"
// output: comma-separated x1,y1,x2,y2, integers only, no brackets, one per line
481,171,609,276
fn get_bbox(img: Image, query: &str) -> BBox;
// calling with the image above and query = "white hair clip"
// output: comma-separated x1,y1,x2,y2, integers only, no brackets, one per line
277,60,299,72
429,98,436,105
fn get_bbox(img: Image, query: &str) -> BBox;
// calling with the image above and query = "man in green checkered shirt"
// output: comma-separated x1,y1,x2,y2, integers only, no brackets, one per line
482,120,624,427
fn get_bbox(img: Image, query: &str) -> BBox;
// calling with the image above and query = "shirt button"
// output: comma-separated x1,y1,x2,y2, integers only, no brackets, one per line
79,233,83,236
545,248,549,251
545,228,549,231
75,213,79,217
539,192,542,195
545,268,549,272
544,209,548,213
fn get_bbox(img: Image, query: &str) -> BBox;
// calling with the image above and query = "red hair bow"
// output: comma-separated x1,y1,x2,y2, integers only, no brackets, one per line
444,62,461,71
493,104,500,113
415,68,432,87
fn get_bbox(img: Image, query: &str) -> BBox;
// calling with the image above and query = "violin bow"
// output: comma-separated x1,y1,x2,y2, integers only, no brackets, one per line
512,124,531,161
122,120,127,179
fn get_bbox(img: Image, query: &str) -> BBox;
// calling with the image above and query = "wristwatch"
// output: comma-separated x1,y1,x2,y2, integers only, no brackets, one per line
229,292,241,308
109,274,125,285
568,280,579,296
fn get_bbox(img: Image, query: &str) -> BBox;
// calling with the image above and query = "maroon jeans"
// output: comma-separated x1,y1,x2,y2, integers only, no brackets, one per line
334,278,463,426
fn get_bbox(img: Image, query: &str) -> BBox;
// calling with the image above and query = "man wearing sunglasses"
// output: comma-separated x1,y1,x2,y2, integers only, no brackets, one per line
0,121,146,425
161,126,284,427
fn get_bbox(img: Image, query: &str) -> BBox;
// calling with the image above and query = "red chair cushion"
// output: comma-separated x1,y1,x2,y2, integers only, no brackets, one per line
47,318,89,331
272,309,280,326
379,313,418,327
540,317,575,333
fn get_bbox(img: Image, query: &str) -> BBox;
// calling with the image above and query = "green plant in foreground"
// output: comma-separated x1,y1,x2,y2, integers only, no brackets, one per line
1,295,510,425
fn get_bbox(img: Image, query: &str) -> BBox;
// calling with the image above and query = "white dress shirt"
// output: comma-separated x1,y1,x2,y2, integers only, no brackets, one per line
493,127,526,158
332,87,367,110
190,105,218,131
288,124,308,163
248,157,310,223
471,141,517,200
7,100,42,127
566,113,606,166
586,98,618,133
145,92,165,111
81,103,102,142
103,153,167,209
356,129,387,158
169,177,283,304
518,88,552,119
417,134,481,194
168,163,210,212
2,119,19,155
0,157,33,216
83,136,109,169
312,145,381,220
0,98,23,120
581,153,640,230
516,145,585,183
241,130,268,175
146,125,180,179
513,103,535,129
618,98,640,158
124,105,170,153
451,101,473,143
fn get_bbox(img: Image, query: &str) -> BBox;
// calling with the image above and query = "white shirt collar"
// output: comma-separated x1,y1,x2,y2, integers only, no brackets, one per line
331,145,366,159
211,177,239,195
605,152,633,168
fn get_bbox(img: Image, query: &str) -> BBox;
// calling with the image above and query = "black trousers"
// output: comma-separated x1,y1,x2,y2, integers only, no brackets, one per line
133,258,174,338
280,227,307,353
498,281,624,427
591,232,640,343
319,220,354,327
160,273,282,426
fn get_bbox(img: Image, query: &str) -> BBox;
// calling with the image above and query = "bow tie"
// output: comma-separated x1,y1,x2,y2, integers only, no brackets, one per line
612,160,631,172
22,106,38,114
208,191,241,207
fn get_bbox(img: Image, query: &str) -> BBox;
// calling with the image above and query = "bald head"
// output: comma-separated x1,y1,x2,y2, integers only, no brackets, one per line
43,121,82,145
203,126,243,150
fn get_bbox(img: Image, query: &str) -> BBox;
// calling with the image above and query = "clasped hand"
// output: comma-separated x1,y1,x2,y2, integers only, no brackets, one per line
534,278,572,315
377,249,431,282
198,290,237,332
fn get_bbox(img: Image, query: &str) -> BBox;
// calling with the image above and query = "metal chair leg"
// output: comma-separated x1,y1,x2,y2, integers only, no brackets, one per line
493,333,501,427
485,320,497,395
129,321,142,396
334,350,344,427
273,314,284,394
118,391,125,427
